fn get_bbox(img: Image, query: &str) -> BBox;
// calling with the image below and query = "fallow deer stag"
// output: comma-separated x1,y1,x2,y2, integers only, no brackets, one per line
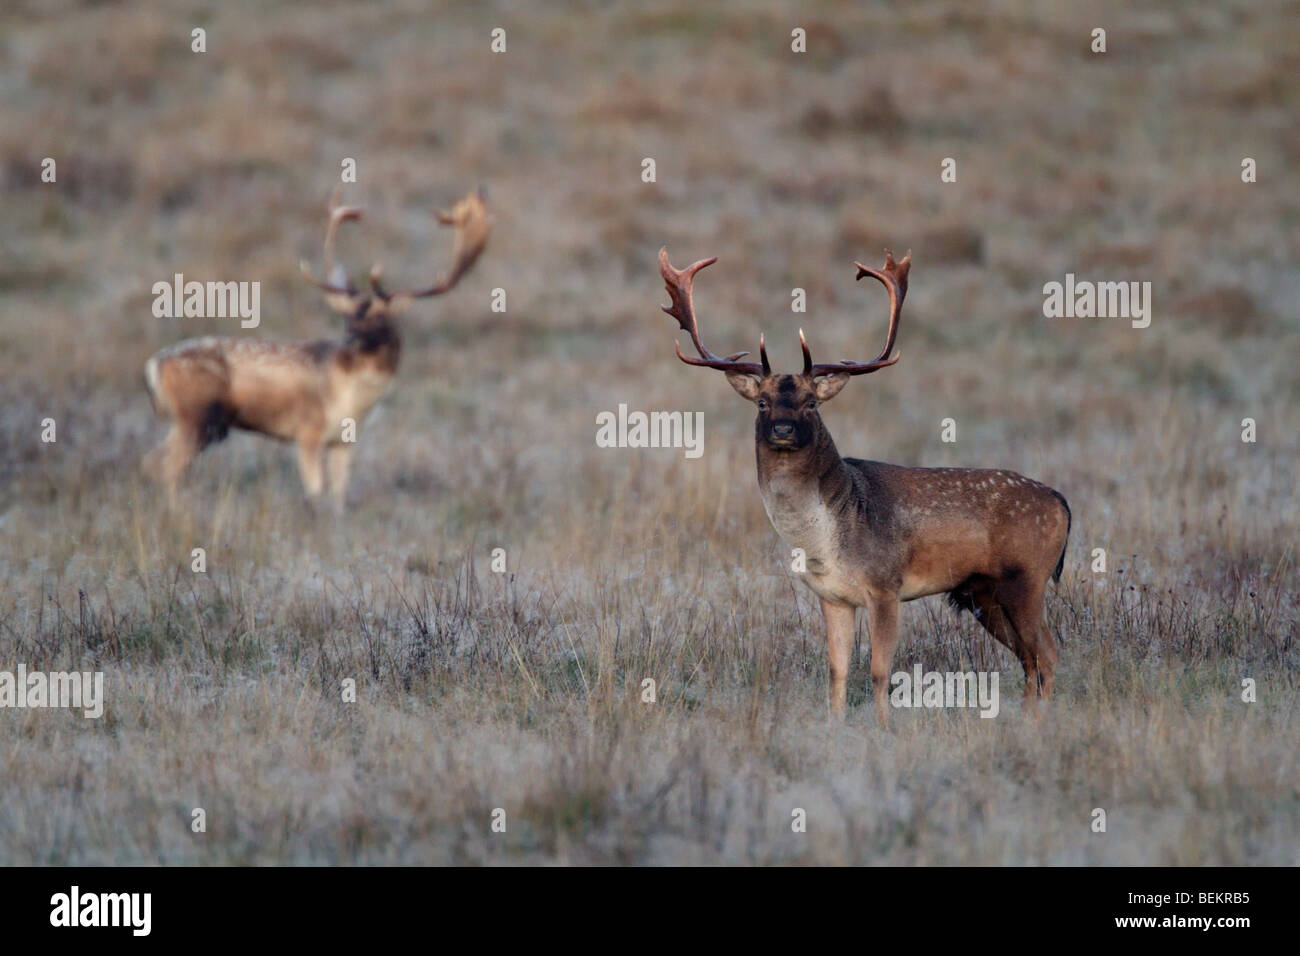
657,247,1070,722
143,187,491,507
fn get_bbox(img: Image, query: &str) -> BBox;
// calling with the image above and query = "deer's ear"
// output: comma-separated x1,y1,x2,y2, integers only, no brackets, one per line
813,373,850,402
725,372,762,402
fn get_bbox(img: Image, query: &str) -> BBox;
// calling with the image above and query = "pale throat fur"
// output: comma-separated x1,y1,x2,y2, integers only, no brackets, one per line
754,411,884,605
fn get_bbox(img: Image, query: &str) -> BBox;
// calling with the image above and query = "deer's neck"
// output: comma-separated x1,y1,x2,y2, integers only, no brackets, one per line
345,317,402,374
754,427,853,563
314,317,401,431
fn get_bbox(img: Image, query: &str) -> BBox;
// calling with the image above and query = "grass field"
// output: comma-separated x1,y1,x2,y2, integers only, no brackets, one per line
0,0,1296,864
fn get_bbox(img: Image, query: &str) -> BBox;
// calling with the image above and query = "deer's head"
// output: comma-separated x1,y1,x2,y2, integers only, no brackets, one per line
658,247,910,452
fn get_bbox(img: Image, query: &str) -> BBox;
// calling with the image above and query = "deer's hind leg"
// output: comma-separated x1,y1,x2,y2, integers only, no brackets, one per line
998,579,1057,700
954,580,1040,701
145,424,202,507
142,356,233,506
989,575,1056,702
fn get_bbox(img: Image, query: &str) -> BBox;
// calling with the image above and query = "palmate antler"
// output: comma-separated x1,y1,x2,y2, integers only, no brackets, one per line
300,187,493,316
804,250,910,377
368,188,492,309
658,248,770,376
299,185,367,315
658,247,911,378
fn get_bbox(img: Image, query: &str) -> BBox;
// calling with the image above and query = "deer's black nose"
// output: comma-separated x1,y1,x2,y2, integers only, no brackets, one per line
771,422,795,440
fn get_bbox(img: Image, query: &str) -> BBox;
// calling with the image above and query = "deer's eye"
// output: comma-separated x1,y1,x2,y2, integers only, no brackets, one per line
757,399,769,411
807,400,818,411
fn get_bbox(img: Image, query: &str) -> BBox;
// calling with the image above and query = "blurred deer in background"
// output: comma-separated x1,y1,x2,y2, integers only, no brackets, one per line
657,248,1070,723
143,187,491,508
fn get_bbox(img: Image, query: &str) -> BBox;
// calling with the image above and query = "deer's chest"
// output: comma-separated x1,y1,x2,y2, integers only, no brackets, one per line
759,478,854,589
325,363,394,429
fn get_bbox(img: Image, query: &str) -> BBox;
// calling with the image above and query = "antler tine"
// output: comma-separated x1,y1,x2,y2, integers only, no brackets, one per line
299,188,366,314
659,248,766,377
806,249,911,378
369,189,492,304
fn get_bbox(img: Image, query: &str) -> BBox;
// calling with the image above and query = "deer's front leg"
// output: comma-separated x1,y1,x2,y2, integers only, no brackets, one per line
865,595,900,727
819,598,856,721
326,444,354,511
296,439,326,498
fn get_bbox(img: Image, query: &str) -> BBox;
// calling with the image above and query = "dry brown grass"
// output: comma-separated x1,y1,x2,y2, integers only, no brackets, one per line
0,0,1296,864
